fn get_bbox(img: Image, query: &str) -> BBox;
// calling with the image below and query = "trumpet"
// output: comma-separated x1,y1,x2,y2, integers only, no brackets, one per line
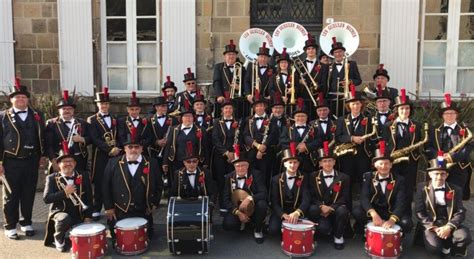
67,124,79,148
104,132,116,147
59,175,88,210
230,62,242,98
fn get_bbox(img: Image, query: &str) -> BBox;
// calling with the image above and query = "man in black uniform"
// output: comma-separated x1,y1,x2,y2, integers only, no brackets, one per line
415,157,472,257
269,145,310,235
175,67,199,108
46,90,89,172
162,76,178,113
222,145,268,244
426,93,473,200
353,140,413,234
327,37,362,117
43,143,93,251
308,141,350,250
0,79,45,239
103,128,162,240
117,91,151,151
312,92,336,149
370,86,393,139
244,42,274,99
370,64,398,104
87,87,121,220
267,92,288,177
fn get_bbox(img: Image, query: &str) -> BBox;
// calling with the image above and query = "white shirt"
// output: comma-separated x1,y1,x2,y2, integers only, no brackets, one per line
322,170,335,187
281,74,288,84
187,170,197,188
13,107,28,121
258,64,267,75
254,115,265,129
378,175,390,194
335,61,343,72
100,112,112,128
130,116,140,128
305,58,316,72
62,118,75,129
395,118,409,137
188,91,196,98
127,155,143,177
295,124,306,136
378,112,389,125
319,118,328,134
156,114,166,127
236,174,248,189
181,124,193,135
227,63,234,73
224,117,233,130
433,183,447,206
286,172,296,189
443,122,457,136
351,114,361,129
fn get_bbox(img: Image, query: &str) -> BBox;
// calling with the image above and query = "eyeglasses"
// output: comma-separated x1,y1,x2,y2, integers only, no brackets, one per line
126,145,141,149
185,159,199,164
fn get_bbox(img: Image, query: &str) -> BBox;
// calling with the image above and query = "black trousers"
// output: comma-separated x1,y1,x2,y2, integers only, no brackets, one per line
246,150,270,189
3,156,39,230
352,205,413,234
308,205,349,239
392,158,418,215
91,150,111,214
52,212,81,244
212,153,234,208
423,226,472,255
446,163,471,199
222,200,267,232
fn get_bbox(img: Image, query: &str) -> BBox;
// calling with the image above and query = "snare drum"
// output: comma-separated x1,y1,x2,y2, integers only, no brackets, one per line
114,217,148,255
70,223,107,259
365,222,402,258
281,220,315,257
167,196,210,255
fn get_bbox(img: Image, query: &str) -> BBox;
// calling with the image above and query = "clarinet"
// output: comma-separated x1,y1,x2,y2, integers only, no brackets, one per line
261,114,273,145
158,122,172,158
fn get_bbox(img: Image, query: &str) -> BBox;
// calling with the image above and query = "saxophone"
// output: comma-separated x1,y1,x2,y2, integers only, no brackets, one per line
334,117,377,157
391,123,429,164
447,126,473,168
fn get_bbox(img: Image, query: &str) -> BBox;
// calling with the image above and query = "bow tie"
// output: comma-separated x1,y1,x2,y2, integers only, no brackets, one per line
319,120,328,124
295,126,306,129
156,115,166,119
259,66,267,69
186,172,196,176
305,60,314,64
378,178,390,182
379,113,389,116
352,117,360,122
335,63,343,66
255,117,264,121
64,176,75,180
227,65,234,69
224,119,233,122
102,114,110,118
196,114,205,118
434,187,446,192
188,91,196,95
132,118,140,122
127,161,139,165
443,126,453,131
323,175,334,179
16,110,27,114
280,73,288,76
237,176,246,180
287,176,296,180
182,127,191,131
64,121,72,124
397,122,408,127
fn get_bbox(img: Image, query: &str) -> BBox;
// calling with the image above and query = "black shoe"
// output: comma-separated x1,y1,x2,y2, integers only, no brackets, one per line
451,246,467,257
6,233,19,240
334,243,345,250
441,252,451,259
254,232,264,244
25,230,35,236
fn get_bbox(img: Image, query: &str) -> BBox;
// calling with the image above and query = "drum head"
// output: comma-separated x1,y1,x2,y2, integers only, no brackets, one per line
282,220,314,230
70,223,105,236
366,222,401,234
116,217,148,230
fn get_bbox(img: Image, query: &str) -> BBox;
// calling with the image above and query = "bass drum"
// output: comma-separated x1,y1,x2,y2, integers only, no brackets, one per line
167,196,210,255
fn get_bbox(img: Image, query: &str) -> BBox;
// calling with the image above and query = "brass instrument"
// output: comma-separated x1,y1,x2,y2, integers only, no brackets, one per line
59,175,88,210
158,124,172,158
230,62,242,98
391,123,429,164
292,57,318,107
104,132,116,147
334,117,377,157
251,61,260,97
290,66,296,105
67,124,79,149
363,84,377,99
447,126,473,168
343,57,350,97
231,189,254,216
261,114,273,145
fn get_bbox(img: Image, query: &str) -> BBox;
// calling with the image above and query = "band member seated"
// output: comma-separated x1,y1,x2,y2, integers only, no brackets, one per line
87,87,120,220
43,142,93,252
103,128,162,240
415,156,472,257
46,90,89,172
162,76,178,113
308,141,350,250
0,79,45,239
371,64,398,105
353,140,413,235
244,42,273,100
426,93,473,200
118,91,151,151
280,98,318,173
175,67,199,108
269,144,310,235
222,145,268,244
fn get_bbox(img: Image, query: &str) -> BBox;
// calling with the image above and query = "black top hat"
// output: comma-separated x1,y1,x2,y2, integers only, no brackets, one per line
127,91,140,107
56,141,76,162
57,90,76,108
183,140,199,161
426,151,448,172
439,93,460,116
183,67,196,82
393,88,411,108
9,78,30,98
345,84,364,103
317,141,335,160
223,39,239,55
162,76,177,92
231,144,249,164
179,99,195,116
330,37,346,55
276,48,291,63
122,127,142,146
373,64,390,81
303,33,318,50
270,91,285,107
281,142,299,163
94,87,111,103
252,89,268,106
153,96,167,106
373,84,392,101
292,97,308,116
221,91,235,107
257,42,271,56
316,92,330,109
372,140,392,163
193,91,206,104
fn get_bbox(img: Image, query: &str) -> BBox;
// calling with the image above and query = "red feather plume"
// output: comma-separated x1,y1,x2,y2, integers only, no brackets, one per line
332,37,337,44
166,76,171,83
62,140,69,155
262,42,266,48
103,86,109,98
400,88,406,103
444,93,451,107
290,142,297,157
233,144,240,159
379,140,385,156
377,84,382,96
63,90,69,101
130,127,137,142
350,83,356,98
14,77,21,91
378,64,384,72
297,97,304,110
186,141,193,157
323,141,329,156
187,67,192,75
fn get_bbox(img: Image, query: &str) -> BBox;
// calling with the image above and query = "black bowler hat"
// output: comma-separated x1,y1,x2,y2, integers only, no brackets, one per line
9,77,30,98
127,91,140,107
183,67,196,83
153,96,167,106
330,37,346,55
162,76,177,92
57,89,76,108
94,86,111,103
373,64,390,81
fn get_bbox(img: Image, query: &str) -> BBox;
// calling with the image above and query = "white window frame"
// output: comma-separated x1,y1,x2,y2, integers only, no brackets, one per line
419,0,474,98
100,0,161,95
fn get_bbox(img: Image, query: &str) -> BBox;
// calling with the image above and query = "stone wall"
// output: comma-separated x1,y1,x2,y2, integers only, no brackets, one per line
13,0,60,95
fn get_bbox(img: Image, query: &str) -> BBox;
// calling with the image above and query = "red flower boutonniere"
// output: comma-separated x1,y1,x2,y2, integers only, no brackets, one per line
205,115,212,123
388,114,395,121
309,128,315,137
459,128,466,137
77,126,82,135
199,174,205,184
34,112,41,122
142,118,148,125
296,178,302,187
166,118,172,126
245,176,253,187
387,182,394,191
361,117,368,126
74,175,82,185
409,124,416,134
314,65,321,73
331,125,336,133
445,190,454,201
143,162,150,175
196,128,203,139
332,182,341,193
267,69,273,77
231,121,239,129
262,119,269,126
112,118,117,127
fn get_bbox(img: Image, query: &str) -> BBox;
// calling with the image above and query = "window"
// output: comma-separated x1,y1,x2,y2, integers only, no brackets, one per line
101,0,160,94
250,0,323,34
420,0,474,96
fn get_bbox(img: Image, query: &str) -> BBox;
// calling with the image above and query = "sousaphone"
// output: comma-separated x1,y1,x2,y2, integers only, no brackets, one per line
272,22,308,57
239,28,274,66
319,21,359,58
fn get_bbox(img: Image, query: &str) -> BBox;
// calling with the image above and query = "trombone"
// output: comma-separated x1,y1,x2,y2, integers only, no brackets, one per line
251,61,261,97
58,175,88,210
292,57,318,107
230,62,242,98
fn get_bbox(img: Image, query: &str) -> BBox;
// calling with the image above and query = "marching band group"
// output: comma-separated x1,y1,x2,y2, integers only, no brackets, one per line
0,33,472,258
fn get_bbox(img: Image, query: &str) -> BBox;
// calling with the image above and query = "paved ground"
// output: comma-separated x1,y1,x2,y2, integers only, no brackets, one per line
0,191,473,258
